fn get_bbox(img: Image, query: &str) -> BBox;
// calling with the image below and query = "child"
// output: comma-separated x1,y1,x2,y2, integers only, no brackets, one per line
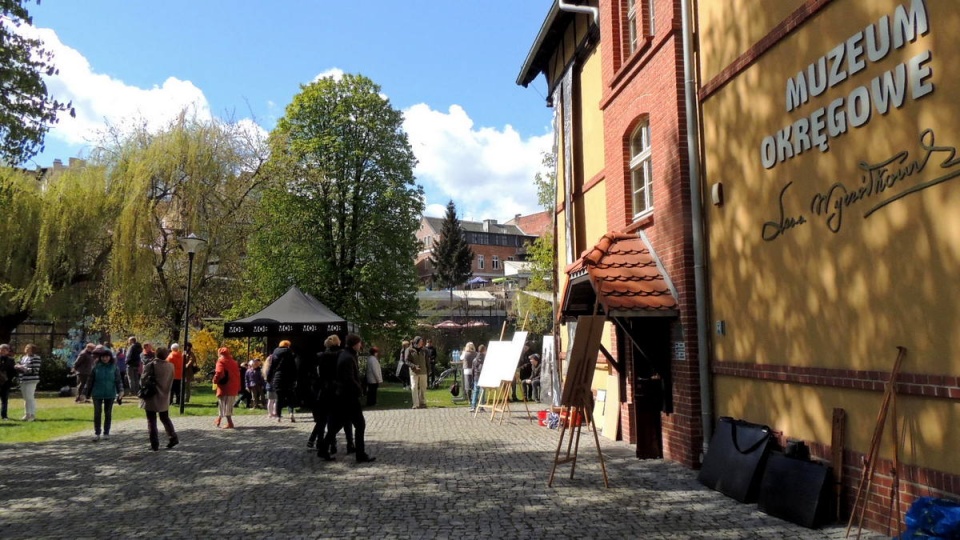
86,345,123,441
246,359,265,409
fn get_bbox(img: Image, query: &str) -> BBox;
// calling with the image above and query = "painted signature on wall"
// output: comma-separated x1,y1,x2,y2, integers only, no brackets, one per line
762,128,960,241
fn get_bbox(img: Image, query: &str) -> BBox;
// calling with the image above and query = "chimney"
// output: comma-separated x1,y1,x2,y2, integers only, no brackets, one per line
515,214,521,221
53,159,63,170
483,219,498,232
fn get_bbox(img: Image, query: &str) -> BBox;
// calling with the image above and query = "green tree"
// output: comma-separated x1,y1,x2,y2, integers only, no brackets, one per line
429,200,473,291
0,163,112,342
517,150,556,335
246,73,423,342
0,0,74,165
99,111,268,341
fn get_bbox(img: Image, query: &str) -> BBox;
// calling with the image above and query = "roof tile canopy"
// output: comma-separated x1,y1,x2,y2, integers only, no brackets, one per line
561,232,678,317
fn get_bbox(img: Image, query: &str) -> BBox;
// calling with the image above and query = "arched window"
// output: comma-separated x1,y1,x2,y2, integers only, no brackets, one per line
630,119,653,218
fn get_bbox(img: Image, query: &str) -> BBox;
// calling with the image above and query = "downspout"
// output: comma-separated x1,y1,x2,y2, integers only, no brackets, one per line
680,0,713,457
557,0,599,26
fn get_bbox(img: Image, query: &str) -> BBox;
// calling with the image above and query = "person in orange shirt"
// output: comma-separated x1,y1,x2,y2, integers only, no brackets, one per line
167,343,184,406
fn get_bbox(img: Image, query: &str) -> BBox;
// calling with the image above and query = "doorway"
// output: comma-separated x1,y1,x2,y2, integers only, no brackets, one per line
619,317,674,459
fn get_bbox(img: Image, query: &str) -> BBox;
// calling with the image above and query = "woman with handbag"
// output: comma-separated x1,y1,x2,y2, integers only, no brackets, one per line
213,347,242,429
139,343,179,451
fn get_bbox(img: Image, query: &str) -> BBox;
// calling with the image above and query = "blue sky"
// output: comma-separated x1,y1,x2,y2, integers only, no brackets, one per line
21,1,555,221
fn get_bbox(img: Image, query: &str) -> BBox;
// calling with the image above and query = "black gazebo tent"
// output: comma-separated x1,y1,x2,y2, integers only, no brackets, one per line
223,286,347,341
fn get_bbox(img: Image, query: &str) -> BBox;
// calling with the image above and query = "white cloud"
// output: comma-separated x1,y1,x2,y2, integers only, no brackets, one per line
403,103,552,223
313,68,345,82
18,25,212,151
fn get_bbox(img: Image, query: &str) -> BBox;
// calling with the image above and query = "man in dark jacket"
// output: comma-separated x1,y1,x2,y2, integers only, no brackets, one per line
266,340,298,422
0,343,18,420
72,343,97,403
310,335,353,454
126,336,143,397
319,334,375,464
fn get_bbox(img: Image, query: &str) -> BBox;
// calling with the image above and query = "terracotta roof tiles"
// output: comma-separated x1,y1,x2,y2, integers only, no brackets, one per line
563,232,678,315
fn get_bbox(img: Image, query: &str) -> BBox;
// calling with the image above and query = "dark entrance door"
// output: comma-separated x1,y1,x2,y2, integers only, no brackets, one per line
620,317,673,459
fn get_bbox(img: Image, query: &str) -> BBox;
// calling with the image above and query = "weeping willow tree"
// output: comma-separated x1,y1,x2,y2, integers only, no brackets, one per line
246,74,423,343
99,111,268,341
0,163,114,341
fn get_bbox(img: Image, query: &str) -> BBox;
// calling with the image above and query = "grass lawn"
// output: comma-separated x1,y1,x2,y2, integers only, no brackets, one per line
0,381,468,444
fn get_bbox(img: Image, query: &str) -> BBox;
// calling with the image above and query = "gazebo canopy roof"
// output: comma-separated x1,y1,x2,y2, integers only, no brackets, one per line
223,286,347,338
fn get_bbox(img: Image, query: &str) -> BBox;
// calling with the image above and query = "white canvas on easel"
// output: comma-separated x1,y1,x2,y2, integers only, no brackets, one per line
477,341,512,388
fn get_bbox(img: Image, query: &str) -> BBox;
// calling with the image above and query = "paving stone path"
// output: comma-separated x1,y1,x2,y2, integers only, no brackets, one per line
0,407,883,539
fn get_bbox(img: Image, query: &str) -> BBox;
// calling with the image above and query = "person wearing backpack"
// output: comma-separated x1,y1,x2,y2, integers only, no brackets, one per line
139,343,179,451
86,345,123,441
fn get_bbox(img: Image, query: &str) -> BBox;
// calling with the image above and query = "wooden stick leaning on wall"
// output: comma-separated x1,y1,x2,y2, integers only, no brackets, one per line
845,345,906,540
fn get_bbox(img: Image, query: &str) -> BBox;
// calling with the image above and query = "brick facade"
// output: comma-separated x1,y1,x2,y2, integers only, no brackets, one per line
598,0,702,468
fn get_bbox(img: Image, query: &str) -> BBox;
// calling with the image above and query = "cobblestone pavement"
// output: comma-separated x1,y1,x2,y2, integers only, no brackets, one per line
0,407,884,539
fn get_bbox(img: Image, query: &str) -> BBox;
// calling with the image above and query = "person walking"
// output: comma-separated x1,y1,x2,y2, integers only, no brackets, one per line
167,343,184,405
266,340,298,423
139,343,179,451
245,359,265,409
364,347,383,407
182,342,197,403
72,343,97,403
0,344,18,420
262,354,278,418
460,342,478,404
405,336,428,409
424,338,438,386
312,335,350,452
126,336,143,397
213,347,242,429
395,340,410,388
320,334,375,463
469,344,486,412
17,344,41,421
85,346,123,441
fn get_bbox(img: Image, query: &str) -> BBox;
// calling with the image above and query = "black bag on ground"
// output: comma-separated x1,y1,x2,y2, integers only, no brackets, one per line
698,417,774,503
758,452,834,528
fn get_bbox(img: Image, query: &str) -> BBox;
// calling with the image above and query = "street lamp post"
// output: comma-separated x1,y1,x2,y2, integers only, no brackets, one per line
178,233,206,415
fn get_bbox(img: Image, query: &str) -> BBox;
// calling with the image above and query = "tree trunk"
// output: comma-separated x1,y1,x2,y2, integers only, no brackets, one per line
0,309,32,343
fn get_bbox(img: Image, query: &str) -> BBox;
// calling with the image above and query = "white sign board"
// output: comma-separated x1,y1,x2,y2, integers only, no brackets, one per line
477,331,528,387
477,341,512,388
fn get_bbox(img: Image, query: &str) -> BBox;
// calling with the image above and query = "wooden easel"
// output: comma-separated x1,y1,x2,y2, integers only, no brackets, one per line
489,313,533,424
845,346,906,540
490,375,533,425
548,314,608,487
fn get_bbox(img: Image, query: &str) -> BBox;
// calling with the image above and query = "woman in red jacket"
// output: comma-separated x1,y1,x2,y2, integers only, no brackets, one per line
213,347,242,429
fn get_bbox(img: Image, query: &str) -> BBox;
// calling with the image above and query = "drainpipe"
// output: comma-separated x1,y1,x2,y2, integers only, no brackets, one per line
557,0,599,25
680,0,714,458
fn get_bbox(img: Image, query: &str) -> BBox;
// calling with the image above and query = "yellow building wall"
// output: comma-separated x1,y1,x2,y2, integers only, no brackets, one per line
701,0,960,471
698,0,806,82
582,178,609,250
579,46,605,181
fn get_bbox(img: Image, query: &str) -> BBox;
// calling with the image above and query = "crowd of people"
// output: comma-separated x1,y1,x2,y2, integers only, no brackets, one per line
1,331,543,461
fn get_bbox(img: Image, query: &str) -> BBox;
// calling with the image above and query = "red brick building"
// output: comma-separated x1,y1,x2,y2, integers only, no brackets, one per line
415,216,540,287
518,0,705,468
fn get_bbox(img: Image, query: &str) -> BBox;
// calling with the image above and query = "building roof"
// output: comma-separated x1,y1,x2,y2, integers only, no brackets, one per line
421,216,529,237
506,210,552,237
559,232,678,317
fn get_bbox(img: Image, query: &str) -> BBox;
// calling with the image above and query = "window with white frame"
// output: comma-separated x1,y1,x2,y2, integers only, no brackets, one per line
626,0,638,55
630,119,653,218
624,0,655,57
477,255,484,270
492,255,500,270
